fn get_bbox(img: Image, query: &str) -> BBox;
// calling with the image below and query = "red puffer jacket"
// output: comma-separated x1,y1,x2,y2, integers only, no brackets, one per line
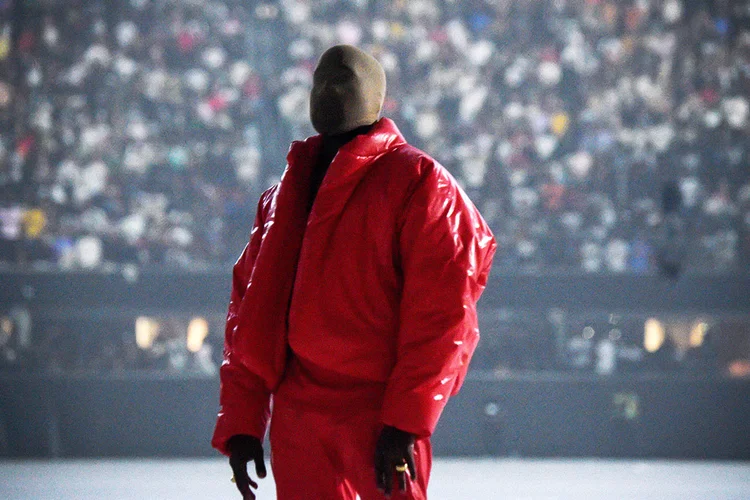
212,118,496,455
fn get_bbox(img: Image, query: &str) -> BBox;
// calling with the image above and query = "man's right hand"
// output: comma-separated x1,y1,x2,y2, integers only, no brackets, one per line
227,434,267,500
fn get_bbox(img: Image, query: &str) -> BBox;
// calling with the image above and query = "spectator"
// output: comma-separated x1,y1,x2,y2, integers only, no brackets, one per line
1,0,747,274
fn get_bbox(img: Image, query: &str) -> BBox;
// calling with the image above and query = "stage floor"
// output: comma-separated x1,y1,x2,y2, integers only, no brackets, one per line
1,458,749,499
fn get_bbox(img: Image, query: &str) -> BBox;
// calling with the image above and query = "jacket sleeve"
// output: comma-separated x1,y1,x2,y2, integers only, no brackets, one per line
381,161,496,438
211,192,273,456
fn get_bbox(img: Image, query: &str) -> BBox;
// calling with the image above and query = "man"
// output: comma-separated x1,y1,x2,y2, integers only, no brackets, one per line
212,45,496,500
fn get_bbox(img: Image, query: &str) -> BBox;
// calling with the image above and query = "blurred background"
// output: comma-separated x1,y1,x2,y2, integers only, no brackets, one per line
0,0,749,465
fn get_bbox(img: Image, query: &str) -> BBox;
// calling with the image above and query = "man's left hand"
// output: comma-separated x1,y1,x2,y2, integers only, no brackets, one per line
374,425,417,496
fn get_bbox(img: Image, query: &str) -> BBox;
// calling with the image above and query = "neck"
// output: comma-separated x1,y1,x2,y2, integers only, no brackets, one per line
319,123,375,165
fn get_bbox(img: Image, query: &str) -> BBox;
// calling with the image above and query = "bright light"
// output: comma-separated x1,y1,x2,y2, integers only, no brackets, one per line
583,326,595,339
135,317,160,349
187,317,209,353
0,317,11,334
644,318,665,353
690,321,709,347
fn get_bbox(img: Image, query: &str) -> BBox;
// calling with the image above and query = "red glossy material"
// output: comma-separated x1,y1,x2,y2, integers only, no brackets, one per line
271,367,432,499
212,118,496,460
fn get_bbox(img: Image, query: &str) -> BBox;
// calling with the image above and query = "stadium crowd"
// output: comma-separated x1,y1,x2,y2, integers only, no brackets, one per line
0,0,749,273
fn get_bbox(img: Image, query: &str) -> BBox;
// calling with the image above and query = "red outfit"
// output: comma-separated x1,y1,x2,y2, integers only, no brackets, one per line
212,118,496,498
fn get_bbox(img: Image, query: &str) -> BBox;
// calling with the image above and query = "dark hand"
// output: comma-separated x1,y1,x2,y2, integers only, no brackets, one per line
227,434,267,500
374,425,417,497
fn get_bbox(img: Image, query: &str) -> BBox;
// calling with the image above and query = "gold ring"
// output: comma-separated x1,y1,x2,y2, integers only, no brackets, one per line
395,464,408,473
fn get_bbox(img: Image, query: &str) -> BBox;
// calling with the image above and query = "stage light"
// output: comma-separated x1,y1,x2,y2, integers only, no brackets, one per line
187,317,209,353
135,317,160,349
689,321,709,348
644,318,665,353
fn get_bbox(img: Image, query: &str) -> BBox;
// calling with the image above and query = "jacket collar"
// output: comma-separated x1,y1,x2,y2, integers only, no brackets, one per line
286,117,407,166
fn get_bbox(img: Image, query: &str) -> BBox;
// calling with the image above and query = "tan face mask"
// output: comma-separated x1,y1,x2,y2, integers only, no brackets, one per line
309,45,386,136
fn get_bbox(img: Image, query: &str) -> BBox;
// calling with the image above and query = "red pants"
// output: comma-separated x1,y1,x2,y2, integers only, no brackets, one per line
270,358,432,499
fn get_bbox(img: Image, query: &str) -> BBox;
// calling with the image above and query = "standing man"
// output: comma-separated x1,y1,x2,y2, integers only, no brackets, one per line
213,45,496,500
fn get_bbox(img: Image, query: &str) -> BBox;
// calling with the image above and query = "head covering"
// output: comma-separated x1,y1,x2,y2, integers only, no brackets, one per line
310,45,386,135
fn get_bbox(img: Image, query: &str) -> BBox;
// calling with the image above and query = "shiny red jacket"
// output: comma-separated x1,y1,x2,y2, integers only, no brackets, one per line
212,118,496,455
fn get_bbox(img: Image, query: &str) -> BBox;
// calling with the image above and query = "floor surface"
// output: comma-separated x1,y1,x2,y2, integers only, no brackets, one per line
1,458,749,499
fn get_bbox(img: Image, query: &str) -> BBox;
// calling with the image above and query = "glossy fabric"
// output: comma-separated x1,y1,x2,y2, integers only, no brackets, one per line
212,118,496,460
270,357,431,500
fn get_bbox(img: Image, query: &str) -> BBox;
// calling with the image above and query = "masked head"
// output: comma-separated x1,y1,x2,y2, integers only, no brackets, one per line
310,45,386,135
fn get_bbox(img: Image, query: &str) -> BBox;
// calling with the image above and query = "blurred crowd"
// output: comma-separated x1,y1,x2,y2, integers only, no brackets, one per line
5,300,749,377
0,305,225,375
472,309,745,376
1,0,749,273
